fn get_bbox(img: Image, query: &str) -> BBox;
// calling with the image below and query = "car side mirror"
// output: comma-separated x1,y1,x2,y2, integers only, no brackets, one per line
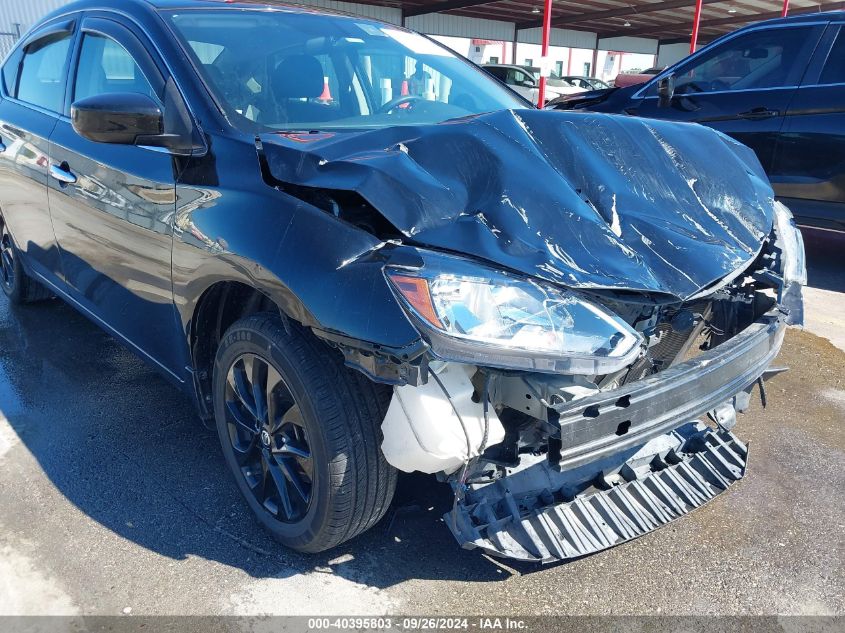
657,74,675,108
72,92,165,147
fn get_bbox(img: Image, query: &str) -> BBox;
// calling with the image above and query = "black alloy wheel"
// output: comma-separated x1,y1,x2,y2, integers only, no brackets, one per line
224,352,313,522
0,220,51,304
213,314,397,553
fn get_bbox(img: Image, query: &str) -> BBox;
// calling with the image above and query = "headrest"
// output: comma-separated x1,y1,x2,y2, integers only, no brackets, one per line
272,55,324,99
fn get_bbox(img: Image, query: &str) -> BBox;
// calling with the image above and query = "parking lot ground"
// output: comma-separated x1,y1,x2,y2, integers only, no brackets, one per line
0,228,842,618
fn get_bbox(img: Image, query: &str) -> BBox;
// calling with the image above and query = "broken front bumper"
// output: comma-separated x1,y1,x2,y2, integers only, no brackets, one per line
448,423,748,563
447,310,786,563
550,309,785,470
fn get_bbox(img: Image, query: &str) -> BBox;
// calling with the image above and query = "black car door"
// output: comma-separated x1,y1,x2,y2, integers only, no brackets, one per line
631,23,824,172
47,15,185,379
0,19,75,282
771,22,845,230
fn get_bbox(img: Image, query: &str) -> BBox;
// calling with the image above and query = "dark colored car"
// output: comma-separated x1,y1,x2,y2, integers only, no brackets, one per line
550,12,845,232
0,0,805,563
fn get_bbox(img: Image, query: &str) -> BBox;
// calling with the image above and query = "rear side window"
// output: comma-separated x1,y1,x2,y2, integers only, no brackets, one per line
74,33,156,102
16,34,72,112
818,30,845,85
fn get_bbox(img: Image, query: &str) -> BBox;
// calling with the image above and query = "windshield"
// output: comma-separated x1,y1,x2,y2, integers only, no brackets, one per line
166,9,528,131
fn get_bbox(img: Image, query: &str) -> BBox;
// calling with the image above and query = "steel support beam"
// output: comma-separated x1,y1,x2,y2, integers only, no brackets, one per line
537,0,553,107
518,0,726,31
690,0,704,53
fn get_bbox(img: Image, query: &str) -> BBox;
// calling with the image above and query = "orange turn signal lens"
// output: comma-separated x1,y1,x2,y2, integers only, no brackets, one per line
387,273,444,329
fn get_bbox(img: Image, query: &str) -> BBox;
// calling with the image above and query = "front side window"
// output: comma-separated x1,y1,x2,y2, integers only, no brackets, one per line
507,68,533,87
818,30,845,85
74,33,156,102
668,26,815,95
16,34,72,112
166,10,526,131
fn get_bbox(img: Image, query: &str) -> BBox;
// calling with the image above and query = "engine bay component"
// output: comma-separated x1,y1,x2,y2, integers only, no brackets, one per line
380,363,505,474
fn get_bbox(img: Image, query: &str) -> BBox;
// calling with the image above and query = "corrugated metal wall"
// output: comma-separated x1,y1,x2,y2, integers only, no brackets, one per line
517,27,596,50
0,0,67,58
657,42,689,67
405,14,514,42
293,0,402,25
597,36,658,55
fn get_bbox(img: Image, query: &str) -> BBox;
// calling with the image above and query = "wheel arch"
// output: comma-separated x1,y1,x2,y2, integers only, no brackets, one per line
187,279,296,419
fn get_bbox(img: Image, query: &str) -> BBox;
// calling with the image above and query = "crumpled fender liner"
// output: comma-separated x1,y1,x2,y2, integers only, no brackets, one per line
447,423,748,563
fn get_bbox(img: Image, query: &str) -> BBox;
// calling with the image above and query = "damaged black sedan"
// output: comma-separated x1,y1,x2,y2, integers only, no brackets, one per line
0,0,805,562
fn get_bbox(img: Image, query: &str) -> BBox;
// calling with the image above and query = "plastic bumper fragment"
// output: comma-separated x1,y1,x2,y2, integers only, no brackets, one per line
447,423,748,563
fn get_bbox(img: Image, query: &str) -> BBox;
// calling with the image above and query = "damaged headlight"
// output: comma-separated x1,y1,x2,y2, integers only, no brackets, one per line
386,252,643,374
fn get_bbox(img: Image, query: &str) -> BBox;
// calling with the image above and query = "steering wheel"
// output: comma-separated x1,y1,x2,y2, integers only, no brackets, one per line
377,94,424,114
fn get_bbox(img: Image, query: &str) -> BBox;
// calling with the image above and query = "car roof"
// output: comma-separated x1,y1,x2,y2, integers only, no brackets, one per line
746,8,844,28
44,0,377,23
126,0,348,10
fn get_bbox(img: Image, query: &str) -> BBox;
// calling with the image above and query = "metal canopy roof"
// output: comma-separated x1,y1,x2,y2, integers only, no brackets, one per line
358,0,845,43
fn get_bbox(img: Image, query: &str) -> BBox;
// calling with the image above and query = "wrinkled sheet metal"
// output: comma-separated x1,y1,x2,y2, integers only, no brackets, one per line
260,109,775,300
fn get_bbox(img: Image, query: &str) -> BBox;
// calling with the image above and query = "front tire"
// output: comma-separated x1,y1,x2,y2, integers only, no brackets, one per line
212,313,397,553
0,221,52,304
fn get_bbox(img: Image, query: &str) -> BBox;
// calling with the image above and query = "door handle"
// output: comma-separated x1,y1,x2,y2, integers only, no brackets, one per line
738,107,779,120
50,163,77,185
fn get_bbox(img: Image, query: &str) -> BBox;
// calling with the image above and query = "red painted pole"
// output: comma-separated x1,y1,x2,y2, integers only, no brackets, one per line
781,0,790,17
690,0,704,54
537,0,553,107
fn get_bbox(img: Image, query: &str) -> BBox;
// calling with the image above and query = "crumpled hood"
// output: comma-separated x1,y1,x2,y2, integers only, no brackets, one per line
259,109,775,300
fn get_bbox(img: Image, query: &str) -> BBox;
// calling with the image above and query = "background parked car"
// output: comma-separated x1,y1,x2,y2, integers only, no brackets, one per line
561,75,611,91
523,66,587,95
482,63,574,103
550,11,845,232
612,66,664,87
